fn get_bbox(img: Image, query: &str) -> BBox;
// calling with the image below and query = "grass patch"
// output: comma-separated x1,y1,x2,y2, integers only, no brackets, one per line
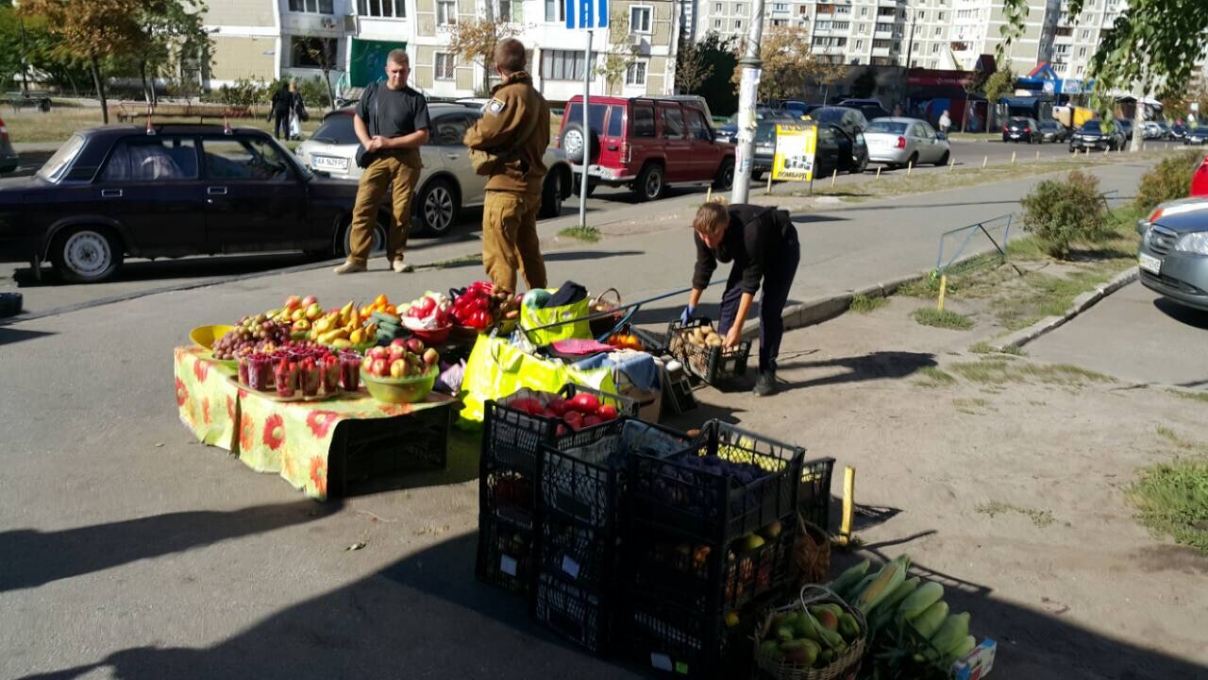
1156,426,1208,453
975,501,1056,528
849,293,888,314
1128,457,1208,555
968,341,1026,356
426,253,483,270
915,367,957,387
1168,389,1208,405
3,106,322,143
950,360,1114,386
558,226,601,242
913,308,974,330
953,397,993,414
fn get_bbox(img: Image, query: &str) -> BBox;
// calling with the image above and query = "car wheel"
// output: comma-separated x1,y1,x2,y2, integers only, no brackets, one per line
713,157,735,190
539,170,563,219
341,218,388,258
635,163,665,202
52,226,123,283
751,169,764,182
415,178,459,235
935,150,950,167
572,173,596,197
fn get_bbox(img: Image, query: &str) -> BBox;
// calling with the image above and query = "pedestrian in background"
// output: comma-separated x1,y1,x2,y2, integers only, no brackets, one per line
682,201,800,397
288,82,308,141
268,81,291,140
939,109,952,134
463,38,551,295
333,49,430,275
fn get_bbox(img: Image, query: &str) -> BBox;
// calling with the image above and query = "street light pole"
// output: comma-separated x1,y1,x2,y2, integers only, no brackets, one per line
730,0,765,204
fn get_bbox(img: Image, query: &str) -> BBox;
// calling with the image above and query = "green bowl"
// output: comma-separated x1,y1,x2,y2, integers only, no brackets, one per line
360,365,438,404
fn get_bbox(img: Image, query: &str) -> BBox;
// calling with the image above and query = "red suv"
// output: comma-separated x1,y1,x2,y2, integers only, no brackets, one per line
557,95,735,201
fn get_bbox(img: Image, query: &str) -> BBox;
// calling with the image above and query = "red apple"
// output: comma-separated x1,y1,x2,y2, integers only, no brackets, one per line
301,295,318,306
390,338,408,348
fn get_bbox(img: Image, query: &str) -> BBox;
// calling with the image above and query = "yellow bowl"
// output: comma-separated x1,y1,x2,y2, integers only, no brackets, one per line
190,324,234,351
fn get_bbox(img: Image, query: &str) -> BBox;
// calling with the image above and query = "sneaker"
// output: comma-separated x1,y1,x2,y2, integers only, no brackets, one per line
333,260,367,275
392,259,414,273
753,371,778,397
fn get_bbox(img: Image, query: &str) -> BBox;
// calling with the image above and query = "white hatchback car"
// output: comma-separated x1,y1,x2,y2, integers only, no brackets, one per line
295,102,572,235
863,117,951,169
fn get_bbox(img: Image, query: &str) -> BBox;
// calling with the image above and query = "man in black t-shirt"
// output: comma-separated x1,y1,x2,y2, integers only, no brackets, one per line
334,49,431,274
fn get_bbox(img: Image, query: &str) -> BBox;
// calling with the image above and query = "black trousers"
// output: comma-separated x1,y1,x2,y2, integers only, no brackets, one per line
717,227,801,374
272,111,289,140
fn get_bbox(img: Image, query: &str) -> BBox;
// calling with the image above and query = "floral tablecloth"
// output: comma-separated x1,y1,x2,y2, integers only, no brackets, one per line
174,345,457,500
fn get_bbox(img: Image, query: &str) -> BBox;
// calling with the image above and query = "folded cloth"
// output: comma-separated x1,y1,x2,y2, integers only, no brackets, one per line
546,280,588,307
575,350,662,392
551,338,616,355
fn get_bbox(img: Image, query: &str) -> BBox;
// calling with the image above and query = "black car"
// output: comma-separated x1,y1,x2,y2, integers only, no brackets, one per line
1002,117,1041,143
836,99,893,122
1184,126,1208,145
1115,118,1134,141
807,106,870,137
750,121,868,180
714,108,798,144
1038,120,1069,143
1069,120,1125,152
0,125,392,283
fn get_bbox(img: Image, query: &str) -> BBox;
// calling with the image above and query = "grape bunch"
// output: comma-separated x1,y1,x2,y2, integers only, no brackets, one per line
212,315,291,360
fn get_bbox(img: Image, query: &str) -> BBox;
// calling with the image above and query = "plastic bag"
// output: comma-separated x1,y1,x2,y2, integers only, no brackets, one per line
519,293,591,347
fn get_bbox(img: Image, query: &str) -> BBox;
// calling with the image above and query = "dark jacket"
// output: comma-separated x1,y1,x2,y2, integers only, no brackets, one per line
462,71,550,193
270,87,291,115
693,204,796,294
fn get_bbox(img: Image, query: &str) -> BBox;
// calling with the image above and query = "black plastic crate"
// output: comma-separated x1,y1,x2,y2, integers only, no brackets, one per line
627,517,796,613
328,402,454,498
629,420,805,544
481,466,537,529
534,570,613,655
800,457,837,530
480,385,638,522
475,513,536,597
539,510,623,593
540,420,692,531
666,318,751,384
622,587,731,679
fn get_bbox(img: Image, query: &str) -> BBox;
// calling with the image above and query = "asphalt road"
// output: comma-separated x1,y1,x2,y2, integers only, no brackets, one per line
1027,280,1208,391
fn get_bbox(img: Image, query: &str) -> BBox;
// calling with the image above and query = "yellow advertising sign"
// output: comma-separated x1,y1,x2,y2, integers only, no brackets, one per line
771,124,818,182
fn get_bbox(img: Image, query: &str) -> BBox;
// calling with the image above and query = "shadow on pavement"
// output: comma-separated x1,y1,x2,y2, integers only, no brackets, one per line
20,528,1208,680
0,499,342,593
1153,297,1208,330
11,253,320,288
776,351,937,390
545,250,644,263
0,327,54,347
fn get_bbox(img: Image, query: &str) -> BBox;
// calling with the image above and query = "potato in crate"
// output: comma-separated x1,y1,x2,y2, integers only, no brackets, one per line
666,318,751,384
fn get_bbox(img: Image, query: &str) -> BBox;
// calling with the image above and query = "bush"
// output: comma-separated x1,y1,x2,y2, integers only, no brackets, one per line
1019,170,1109,259
1134,151,1202,213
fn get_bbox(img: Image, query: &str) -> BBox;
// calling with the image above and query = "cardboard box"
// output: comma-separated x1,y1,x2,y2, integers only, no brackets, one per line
951,639,996,680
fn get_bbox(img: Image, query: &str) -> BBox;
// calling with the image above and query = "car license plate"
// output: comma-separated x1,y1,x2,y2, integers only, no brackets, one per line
313,155,348,172
1139,253,1162,275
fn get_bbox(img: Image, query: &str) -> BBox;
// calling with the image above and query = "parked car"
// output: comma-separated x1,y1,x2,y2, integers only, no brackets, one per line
1183,126,1208,145
0,117,17,174
1192,153,1208,197
776,100,825,119
806,106,870,137
1038,120,1070,143
1115,118,1134,141
1002,117,1041,143
1069,120,1126,152
1136,197,1208,312
1141,121,1164,140
714,108,797,144
1156,121,1174,140
836,98,893,122
749,120,868,180
295,104,573,235
863,117,951,168
557,95,736,202
0,125,403,283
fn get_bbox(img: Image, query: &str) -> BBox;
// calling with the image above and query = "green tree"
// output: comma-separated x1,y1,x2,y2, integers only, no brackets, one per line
851,67,877,99
674,38,713,95
694,32,738,115
981,67,1015,131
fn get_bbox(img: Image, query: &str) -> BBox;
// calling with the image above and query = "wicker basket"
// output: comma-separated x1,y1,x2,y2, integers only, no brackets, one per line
752,585,866,680
588,288,624,338
793,517,832,588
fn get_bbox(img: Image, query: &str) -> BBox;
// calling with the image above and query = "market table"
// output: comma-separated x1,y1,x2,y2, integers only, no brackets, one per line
174,346,458,500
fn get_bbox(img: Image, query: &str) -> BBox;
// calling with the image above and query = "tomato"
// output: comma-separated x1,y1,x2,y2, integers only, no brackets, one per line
468,310,492,329
563,410,584,430
547,398,569,416
597,404,619,421
583,415,602,428
569,393,600,413
509,398,544,415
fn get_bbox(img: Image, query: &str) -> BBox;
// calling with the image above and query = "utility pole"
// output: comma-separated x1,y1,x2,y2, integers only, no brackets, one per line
731,0,765,204
19,14,30,96
900,8,916,113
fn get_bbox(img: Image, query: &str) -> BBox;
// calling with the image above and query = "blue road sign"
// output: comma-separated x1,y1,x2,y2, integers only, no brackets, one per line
566,0,609,29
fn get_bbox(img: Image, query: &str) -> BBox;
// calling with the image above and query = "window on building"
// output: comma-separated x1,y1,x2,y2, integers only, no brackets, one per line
855,39,863,49
540,49,586,80
937,11,944,20
833,21,849,29
288,0,335,13
772,18,788,25
1054,44,1070,53
714,18,722,27
626,61,648,86
1076,65,1084,75
950,41,969,51
934,26,941,36
499,0,521,22
545,0,565,22
873,39,891,48
877,7,895,16
736,4,745,14
773,2,789,11
875,22,893,32
1081,28,1090,39
860,7,867,16
816,20,832,30
630,5,653,33
715,2,722,12
799,6,809,15
435,53,455,80
437,0,456,24
290,36,337,68
735,19,742,28
931,43,939,53
1078,46,1087,57
835,5,850,14
357,0,406,16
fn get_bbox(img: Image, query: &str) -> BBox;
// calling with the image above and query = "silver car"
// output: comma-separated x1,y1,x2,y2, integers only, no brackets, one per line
0,117,18,174
862,117,951,168
295,103,572,235
1137,197,1208,312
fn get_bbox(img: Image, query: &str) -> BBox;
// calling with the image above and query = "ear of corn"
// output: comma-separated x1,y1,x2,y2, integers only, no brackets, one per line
854,558,906,614
828,559,870,598
930,612,971,656
876,577,920,615
910,600,949,639
898,581,944,620
946,635,978,664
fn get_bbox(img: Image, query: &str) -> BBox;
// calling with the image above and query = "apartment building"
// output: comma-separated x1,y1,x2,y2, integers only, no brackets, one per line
200,0,679,102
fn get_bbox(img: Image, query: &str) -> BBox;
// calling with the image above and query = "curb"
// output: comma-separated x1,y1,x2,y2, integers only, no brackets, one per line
737,272,925,342
995,268,1138,350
